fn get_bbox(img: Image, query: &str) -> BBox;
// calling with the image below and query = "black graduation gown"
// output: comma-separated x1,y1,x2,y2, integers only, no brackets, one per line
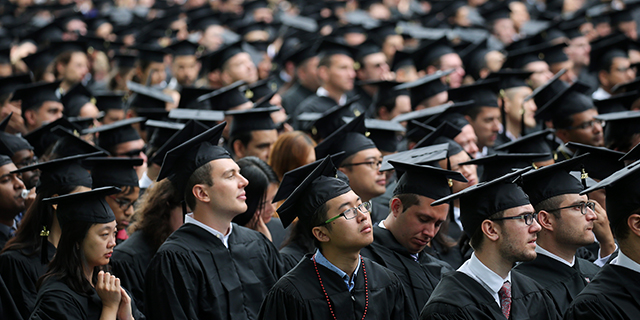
281,81,315,115
0,275,21,320
109,230,155,314
514,254,600,315
257,254,417,320
361,225,454,315
266,217,286,249
420,271,561,320
0,241,56,320
280,241,311,271
144,223,285,320
564,264,640,320
351,86,374,118
423,241,465,270
370,201,389,223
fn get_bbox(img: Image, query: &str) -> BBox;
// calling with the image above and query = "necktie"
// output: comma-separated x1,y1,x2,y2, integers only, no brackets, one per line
499,281,511,319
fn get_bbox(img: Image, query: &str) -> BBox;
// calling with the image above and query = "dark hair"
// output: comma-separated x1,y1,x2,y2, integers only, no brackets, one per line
281,201,332,251
533,195,565,219
375,93,398,117
229,131,253,153
469,210,505,250
37,219,97,294
318,54,333,69
391,193,420,213
614,207,640,241
130,179,183,252
464,105,484,120
184,162,213,211
233,157,279,226
605,130,640,153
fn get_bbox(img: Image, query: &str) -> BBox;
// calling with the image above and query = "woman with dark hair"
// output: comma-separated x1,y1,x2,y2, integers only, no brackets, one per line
30,187,137,320
233,156,286,248
0,154,94,320
109,178,183,314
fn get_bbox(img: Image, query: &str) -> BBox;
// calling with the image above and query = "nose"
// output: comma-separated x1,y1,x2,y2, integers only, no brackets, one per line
530,218,542,233
238,173,249,188
14,176,25,190
422,224,436,239
125,204,135,217
468,142,479,155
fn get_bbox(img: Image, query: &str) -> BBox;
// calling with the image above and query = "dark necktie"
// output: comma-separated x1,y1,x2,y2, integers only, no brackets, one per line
499,280,511,319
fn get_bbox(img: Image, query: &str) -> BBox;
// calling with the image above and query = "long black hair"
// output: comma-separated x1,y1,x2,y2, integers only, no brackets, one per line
233,157,279,226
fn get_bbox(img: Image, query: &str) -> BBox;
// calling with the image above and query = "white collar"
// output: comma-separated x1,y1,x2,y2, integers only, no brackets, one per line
316,87,347,105
612,250,640,274
535,244,575,267
378,220,387,229
184,214,233,248
458,253,511,306
139,171,154,189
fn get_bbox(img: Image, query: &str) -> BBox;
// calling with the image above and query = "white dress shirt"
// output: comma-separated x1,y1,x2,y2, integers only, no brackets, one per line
316,87,347,106
535,245,575,267
458,253,512,307
184,213,233,248
611,250,640,274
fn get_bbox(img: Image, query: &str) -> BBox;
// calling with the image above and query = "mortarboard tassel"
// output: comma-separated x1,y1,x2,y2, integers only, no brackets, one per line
581,165,588,189
40,225,50,265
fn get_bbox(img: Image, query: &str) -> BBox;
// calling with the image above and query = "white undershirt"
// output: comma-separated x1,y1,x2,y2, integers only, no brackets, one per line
316,87,347,106
458,253,511,307
535,245,575,267
184,213,233,248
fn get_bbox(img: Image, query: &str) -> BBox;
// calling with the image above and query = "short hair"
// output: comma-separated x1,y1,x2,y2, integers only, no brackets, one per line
229,130,253,152
533,194,565,219
469,210,505,251
375,93,398,117
390,193,420,213
615,207,640,241
318,54,333,69
605,131,640,153
184,161,213,210
464,105,484,120
303,202,331,248
339,153,357,169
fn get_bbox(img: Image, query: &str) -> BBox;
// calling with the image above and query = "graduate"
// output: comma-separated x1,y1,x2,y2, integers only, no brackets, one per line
259,156,415,320
143,122,284,320
420,169,560,320
564,161,640,319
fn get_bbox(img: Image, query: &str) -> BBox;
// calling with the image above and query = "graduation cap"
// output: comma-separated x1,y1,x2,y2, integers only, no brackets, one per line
594,91,640,114
49,126,110,158
0,114,33,157
167,39,202,57
459,38,495,81
196,81,250,111
12,81,62,113
61,83,95,118
379,143,449,172
589,33,631,73
413,36,456,71
369,80,408,108
145,120,185,149
157,121,231,193
279,42,319,67
148,119,208,166
12,152,100,194
127,81,174,110
494,128,555,161
298,96,361,140
200,41,245,71
168,108,225,123
343,117,406,153
565,142,625,180
22,48,56,76
461,153,550,182
0,74,32,97
432,167,532,237
244,77,277,102
49,40,89,57
23,117,79,158
595,110,640,150
478,0,511,22
316,38,359,59
314,114,377,166
580,160,640,231
448,78,499,107
276,155,352,228
487,70,533,89
421,100,476,129
95,93,126,112
533,81,593,122
176,87,210,109
611,76,640,94
187,7,226,31
620,142,640,162
42,187,120,227
394,70,454,107
503,42,565,69
226,106,278,138
84,157,143,188
83,117,145,151
113,53,137,69
391,160,467,200
390,49,414,72
133,44,168,63
413,122,464,165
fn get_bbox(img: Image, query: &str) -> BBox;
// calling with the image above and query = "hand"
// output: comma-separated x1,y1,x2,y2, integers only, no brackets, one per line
24,188,36,212
590,201,616,258
0,103,27,134
117,288,134,320
95,271,122,310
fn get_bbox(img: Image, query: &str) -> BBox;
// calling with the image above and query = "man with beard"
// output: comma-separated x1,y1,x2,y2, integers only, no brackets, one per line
420,169,560,320
0,155,26,248
0,113,39,190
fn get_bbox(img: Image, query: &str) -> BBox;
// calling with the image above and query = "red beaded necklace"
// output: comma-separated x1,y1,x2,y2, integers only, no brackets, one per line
312,255,368,320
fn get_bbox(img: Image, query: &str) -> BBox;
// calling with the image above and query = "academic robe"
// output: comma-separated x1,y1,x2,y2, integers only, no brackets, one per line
0,242,56,320
280,241,311,271
424,238,465,270
257,254,416,320
351,86,374,118
0,274,21,320
564,264,640,320
266,217,286,249
110,230,156,314
361,225,454,315
420,271,561,320
281,81,315,115
144,223,285,320
370,201,389,223
514,254,600,315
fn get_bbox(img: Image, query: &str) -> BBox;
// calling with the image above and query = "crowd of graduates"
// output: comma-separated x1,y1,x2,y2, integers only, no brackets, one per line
0,0,639,319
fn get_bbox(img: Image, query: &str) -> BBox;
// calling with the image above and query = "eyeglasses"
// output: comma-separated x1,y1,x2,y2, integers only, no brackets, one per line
565,119,604,130
115,149,145,158
322,201,372,225
17,156,38,168
341,160,383,170
547,201,596,215
490,212,538,226
109,195,136,211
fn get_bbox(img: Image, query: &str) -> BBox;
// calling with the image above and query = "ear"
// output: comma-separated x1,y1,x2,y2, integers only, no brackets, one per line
356,68,365,79
377,106,390,120
337,166,348,175
417,70,426,78
220,70,232,86
597,70,609,88
312,226,331,244
23,109,37,127
233,140,245,159
481,219,501,242
317,65,329,83
628,214,640,238
390,198,403,218
478,68,490,79
555,128,569,143
55,61,65,76
537,210,554,232
463,114,473,125
125,109,136,119
426,65,438,75
192,184,211,204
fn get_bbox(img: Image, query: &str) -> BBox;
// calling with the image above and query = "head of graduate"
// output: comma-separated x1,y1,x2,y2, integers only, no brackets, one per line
432,168,540,277
278,156,374,253
157,121,249,220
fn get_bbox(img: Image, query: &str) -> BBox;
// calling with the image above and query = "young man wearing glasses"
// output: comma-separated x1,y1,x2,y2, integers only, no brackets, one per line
259,156,415,319
0,113,39,189
421,169,560,320
515,155,615,315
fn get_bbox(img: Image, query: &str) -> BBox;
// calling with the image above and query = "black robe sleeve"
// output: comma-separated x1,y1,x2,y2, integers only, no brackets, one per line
0,274,21,320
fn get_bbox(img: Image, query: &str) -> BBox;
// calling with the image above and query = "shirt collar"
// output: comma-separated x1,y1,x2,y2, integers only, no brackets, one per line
535,244,575,267
184,213,233,248
612,249,640,274
466,253,511,295
316,87,347,105
312,249,361,291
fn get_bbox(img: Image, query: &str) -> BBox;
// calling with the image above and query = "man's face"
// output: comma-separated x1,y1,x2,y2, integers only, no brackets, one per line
298,56,320,89
63,52,89,85
143,61,167,86
392,196,449,254
359,52,390,81
102,109,125,125
242,129,278,162
389,95,412,120
319,191,374,251
418,91,449,110
603,57,636,91
466,107,501,149
439,53,465,88
524,61,553,89
455,124,479,156
326,54,356,93
205,158,250,215
485,50,505,74
105,187,140,231
493,18,516,45
113,139,148,178
552,60,576,83
438,151,477,193
172,55,200,86
551,194,597,249
31,101,64,130
201,25,225,51
0,163,25,218
223,52,258,85
558,109,604,147
505,87,537,129
496,204,540,263
382,35,404,62
340,148,385,201
566,36,590,67
618,21,638,40
11,149,38,189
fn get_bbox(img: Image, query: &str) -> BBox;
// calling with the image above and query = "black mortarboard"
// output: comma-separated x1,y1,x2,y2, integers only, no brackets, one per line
12,152,99,194
314,114,377,166
519,154,589,206
391,160,467,200
343,117,406,153
479,0,512,21
379,143,449,172
167,40,202,57
413,121,464,158
13,81,62,112
316,38,359,59
276,155,352,228
0,121,33,157
494,129,555,160
612,77,640,94
134,44,168,63
594,91,640,114
49,40,88,57
391,49,414,72
461,153,550,182
244,77,277,102
61,84,94,118
298,97,361,140
413,36,456,71
566,141,625,180
0,74,32,96
23,117,79,157
580,161,640,231
503,42,565,69
113,53,137,69
127,81,174,110
95,93,125,112
432,167,532,237
333,22,366,38
620,143,640,162
487,70,533,89
227,106,278,137
177,87,211,109
22,49,56,76
369,80,408,108
145,120,184,150
157,122,231,193
395,70,454,107
420,100,476,129
42,187,119,227
49,126,109,158
368,20,399,40
201,41,245,71
534,81,593,122
149,119,208,166
187,8,225,31
460,38,494,81
168,108,225,122
589,33,630,73
197,81,250,111
84,157,143,188
280,42,318,67
448,79,499,107
83,117,145,151
595,110,640,149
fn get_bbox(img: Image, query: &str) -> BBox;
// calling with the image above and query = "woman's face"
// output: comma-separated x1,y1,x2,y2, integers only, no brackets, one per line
257,183,278,224
82,220,117,268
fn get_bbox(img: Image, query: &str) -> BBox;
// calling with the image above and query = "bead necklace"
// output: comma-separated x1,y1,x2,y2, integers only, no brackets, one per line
312,255,368,320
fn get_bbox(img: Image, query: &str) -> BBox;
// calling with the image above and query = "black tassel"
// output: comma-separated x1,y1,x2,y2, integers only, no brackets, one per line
520,104,526,137
182,200,187,223
40,226,49,265
500,91,507,135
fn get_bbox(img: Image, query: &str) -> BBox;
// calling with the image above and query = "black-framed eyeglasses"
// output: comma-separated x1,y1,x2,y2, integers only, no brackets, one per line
109,195,136,211
547,201,596,215
341,160,383,170
490,212,538,225
322,201,372,225
565,119,604,130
